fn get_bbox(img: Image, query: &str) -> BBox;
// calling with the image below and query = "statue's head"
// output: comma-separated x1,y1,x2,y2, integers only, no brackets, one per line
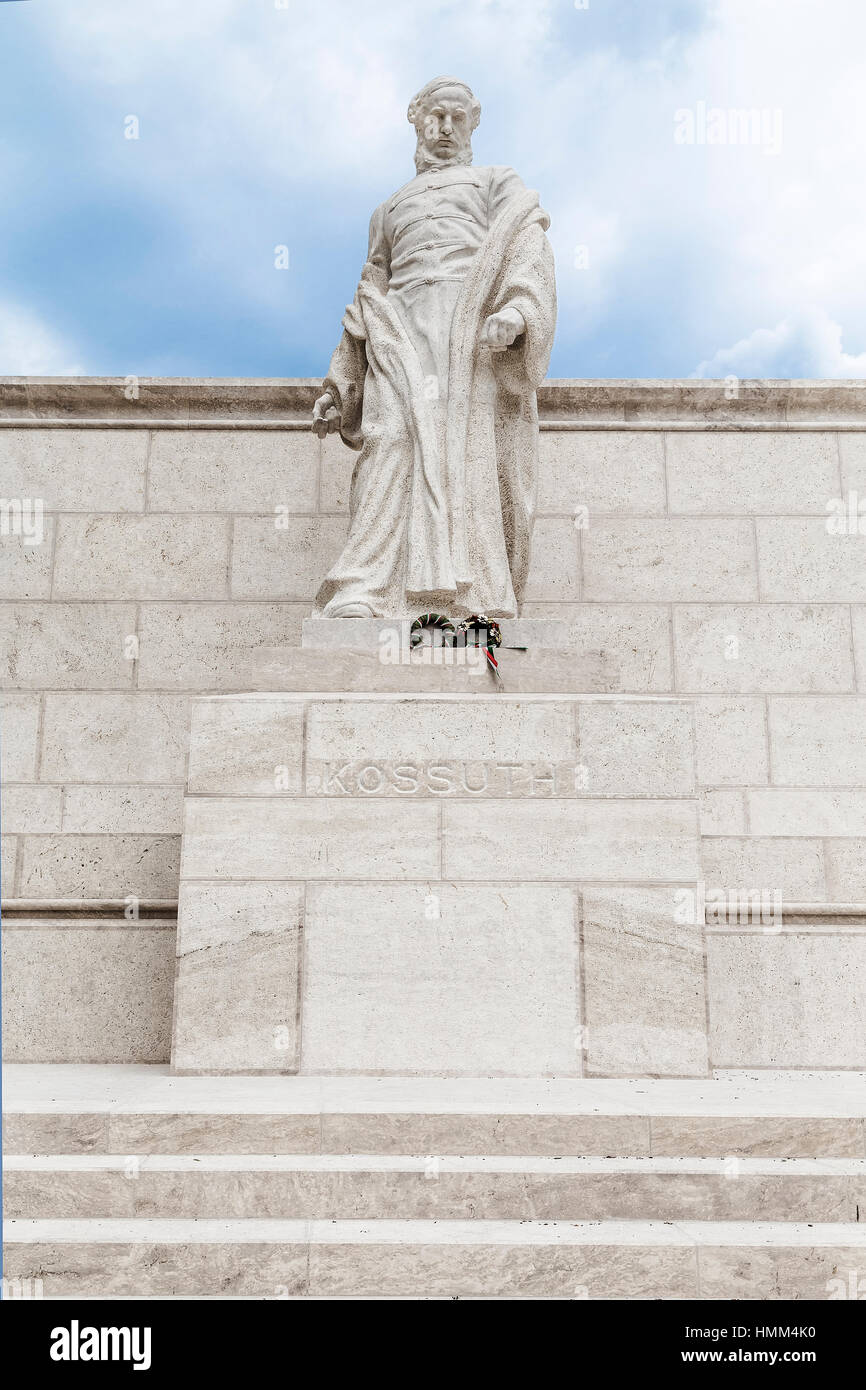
407,77,480,173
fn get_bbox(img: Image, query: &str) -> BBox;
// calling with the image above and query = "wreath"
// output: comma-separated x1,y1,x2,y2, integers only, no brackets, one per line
409,613,455,647
410,613,503,682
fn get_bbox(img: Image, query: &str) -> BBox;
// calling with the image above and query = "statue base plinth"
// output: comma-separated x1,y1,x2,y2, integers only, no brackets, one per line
249,617,620,693
300,617,569,651
251,644,620,693
171,676,707,1079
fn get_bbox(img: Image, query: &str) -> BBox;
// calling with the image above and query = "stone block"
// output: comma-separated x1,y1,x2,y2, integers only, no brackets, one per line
583,519,757,601
53,516,230,599
17,834,180,898
698,1244,866,1301
318,433,353,512
2,1233,307,1298
824,840,866,900
40,693,190,783
301,882,579,1075
749,788,866,837
306,1234,698,1299
60,786,184,835
666,431,839,514
1,834,17,894
146,430,317,513
253,645,614,694
443,799,699,880
698,788,747,836
674,605,853,693
0,603,137,689
576,700,694,796
181,797,440,880
230,516,349,599
837,433,866,494
305,696,577,796
0,785,63,834
173,882,302,1073
0,517,55,599
581,885,709,1077
757,519,866,600
769,697,866,785
0,693,41,781
522,517,580,600
521,603,672,691
1,925,175,1062
853,607,866,691
187,697,305,795
0,429,147,511
693,697,768,785
700,837,826,900
649,1117,864,1159
537,430,666,514
319,1112,651,1158
138,603,306,690
707,934,866,1067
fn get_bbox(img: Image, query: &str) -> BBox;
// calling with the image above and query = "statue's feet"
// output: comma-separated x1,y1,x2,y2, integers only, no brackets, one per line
327,600,376,618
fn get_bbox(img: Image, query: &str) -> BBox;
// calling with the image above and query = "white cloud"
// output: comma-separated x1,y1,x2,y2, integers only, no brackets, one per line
29,0,556,187
8,0,866,374
0,301,87,375
692,309,866,379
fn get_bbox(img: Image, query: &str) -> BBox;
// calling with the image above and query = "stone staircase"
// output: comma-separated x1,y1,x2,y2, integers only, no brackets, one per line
4,1067,866,1299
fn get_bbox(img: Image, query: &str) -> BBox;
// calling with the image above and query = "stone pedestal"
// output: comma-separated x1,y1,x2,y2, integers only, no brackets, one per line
171,668,706,1077
251,618,621,693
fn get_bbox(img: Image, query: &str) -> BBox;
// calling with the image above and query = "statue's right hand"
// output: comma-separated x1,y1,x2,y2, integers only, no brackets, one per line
312,391,342,439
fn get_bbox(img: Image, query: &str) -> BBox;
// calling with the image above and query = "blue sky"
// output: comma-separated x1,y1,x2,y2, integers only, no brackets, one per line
1,0,865,378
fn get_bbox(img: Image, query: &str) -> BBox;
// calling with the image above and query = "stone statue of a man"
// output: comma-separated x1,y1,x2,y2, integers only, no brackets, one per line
312,76,556,621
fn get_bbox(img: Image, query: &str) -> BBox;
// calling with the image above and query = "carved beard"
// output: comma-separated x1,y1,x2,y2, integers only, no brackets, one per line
413,135,473,173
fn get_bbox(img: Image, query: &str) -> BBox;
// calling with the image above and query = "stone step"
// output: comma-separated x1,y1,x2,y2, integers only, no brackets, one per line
5,1218,866,1299
5,1155,865,1222
251,643,617,692
5,1067,866,1157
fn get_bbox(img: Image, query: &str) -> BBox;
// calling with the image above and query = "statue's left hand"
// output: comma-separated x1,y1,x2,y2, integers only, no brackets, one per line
480,307,526,351
312,390,342,439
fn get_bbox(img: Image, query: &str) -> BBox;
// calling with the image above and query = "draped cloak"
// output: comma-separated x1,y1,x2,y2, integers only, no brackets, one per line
313,164,557,620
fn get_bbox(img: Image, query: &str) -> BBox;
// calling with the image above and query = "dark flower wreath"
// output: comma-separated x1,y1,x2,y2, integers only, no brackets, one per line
455,614,502,650
410,612,503,682
409,613,455,647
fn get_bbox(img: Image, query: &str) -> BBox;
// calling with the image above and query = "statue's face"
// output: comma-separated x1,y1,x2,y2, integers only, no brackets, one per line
416,86,474,165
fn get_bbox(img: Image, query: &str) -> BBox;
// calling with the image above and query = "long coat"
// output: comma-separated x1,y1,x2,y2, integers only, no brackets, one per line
314,164,557,620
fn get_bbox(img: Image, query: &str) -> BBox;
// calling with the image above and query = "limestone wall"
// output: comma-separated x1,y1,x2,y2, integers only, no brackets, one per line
2,378,865,1067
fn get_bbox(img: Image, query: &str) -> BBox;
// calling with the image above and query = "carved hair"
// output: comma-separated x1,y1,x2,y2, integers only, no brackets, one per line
407,77,481,170
407,76,481,130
